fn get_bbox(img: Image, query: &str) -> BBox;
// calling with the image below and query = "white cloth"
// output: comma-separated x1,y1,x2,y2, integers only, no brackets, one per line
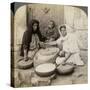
56,33,80,53
56,33,84,66
28,34,40,59
30,34,40,50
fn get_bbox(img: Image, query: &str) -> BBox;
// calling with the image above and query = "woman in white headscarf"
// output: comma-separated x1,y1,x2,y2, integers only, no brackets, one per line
45,24,84,66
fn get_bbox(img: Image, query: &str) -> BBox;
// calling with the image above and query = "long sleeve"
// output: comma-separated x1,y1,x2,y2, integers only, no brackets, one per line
20,31,31,56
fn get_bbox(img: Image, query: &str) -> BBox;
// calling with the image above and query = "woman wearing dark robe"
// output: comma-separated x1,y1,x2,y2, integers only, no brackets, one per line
20,19,46,61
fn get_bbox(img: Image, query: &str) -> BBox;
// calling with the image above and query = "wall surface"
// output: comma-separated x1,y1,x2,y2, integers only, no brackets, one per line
64,6,88,49
14,5,27,50
27,4,64,35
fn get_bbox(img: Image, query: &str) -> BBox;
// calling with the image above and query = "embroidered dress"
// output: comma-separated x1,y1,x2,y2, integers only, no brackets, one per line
28,34,40,59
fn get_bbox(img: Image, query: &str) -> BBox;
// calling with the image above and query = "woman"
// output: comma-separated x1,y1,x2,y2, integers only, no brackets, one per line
20,19,46,61
45,25,84,66
45,20,60,41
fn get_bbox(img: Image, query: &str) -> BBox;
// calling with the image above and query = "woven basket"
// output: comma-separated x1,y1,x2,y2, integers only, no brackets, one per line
35,63,56,77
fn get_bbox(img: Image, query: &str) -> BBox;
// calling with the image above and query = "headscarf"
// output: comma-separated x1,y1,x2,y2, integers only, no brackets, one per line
58,24,75,37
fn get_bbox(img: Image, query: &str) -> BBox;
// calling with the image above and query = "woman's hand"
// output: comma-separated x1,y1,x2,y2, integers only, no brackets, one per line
45,41,57,46
23,56,29,61
39,42,46,48
60,52,71,64
49,38,55,42
61,60,66,65
59,51,65,57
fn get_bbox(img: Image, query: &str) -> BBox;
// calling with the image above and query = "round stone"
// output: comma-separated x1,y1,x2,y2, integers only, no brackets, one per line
17,58,33,69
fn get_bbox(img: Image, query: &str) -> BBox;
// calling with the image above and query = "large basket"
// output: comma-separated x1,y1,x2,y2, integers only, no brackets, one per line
34,47,59,67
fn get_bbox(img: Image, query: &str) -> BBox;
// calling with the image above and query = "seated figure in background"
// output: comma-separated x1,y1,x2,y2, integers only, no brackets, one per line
45,20,60,42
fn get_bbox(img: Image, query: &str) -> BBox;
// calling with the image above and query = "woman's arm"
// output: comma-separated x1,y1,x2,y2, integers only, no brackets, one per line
20,31,30,56
23,48,28,61
62,52,72,64
39,41,57,49
45,41,57,46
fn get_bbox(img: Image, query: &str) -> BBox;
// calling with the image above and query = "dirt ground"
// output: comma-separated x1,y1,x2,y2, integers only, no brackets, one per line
12,49,88,87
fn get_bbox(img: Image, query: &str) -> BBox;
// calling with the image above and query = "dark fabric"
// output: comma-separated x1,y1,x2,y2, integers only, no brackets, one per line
20,19,46,56
46,27,60,40
20,30,31,56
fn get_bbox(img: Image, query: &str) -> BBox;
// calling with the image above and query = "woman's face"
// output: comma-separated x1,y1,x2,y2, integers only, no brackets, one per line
33,23,38,31
48,21,54,29
60,27,67,37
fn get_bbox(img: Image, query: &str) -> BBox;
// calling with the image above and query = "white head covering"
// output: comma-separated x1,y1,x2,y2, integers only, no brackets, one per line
58,24,75,37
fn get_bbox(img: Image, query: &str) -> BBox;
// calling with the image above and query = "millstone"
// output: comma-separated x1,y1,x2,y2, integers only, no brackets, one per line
17,58,33,69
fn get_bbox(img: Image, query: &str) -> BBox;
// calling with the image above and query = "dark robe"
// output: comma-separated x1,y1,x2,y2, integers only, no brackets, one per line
20,20,46,56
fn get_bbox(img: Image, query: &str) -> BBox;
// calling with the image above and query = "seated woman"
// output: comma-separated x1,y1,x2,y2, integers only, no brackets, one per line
20,19,46,61
45,20,60,42
45,25,84,66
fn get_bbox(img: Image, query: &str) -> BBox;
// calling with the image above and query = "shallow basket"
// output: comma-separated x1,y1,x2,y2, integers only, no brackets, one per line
57,63,75,74
34,47,59,67
35,63,56,77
